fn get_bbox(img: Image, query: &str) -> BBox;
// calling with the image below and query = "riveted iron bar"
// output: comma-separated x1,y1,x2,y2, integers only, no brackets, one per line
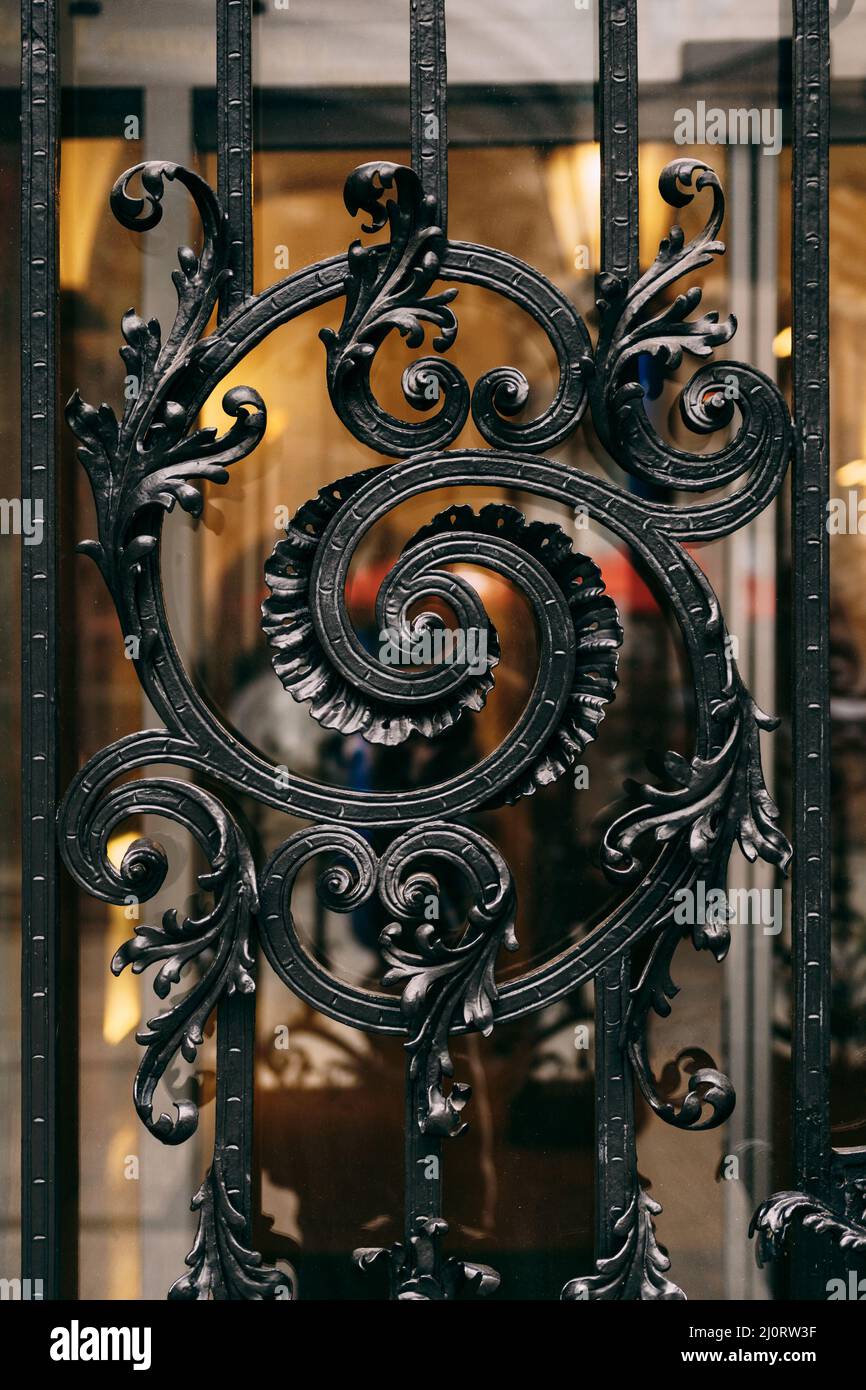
598,0,638,283
217,0,254,313
748,6,847,1283
21,0,61,1298
593,0,639,1275
595,958,636,1261
404,1062,443,1252
410,0,448,230
791,0,831,1208
215,0,256,1241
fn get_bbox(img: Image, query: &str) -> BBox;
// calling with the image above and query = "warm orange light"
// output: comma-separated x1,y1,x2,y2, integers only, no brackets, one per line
543,144,601,276
102,831,141,1046
836,459,866,488
772,326,792,358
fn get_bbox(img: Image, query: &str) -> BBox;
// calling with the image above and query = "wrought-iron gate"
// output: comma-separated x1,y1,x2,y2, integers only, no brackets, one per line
18,0,862,1300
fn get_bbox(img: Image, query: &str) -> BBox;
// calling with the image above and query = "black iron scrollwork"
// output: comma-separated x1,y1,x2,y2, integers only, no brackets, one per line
377,823,518,1137
602,665,791,1133
263,477,622,785
61,777,256,1145
66,161,266,645
258,821,515,1132
319,161,467,454
58,91,793,1298
750,1189,866,1268
589,159,787,517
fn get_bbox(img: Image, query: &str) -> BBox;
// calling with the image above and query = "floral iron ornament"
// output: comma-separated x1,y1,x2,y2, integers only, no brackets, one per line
58,138,792,1300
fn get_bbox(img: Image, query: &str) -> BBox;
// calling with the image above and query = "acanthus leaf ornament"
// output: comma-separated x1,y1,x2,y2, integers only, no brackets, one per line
588,159,791,541
319,161,468,454
354,1217,500,1301
377,823,518,1137
319,158,595,458
562,1188,685,1301
169,1156,287,1301
109,791,257,1145
259,821,515,1293
750,1188,866,1267
65,161,266,643
602,679,792,899
58,777,259,1146
259,823,516,1136
600,617,791,1132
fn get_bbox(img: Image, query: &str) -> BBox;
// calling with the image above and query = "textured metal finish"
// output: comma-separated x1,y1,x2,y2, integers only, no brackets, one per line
590,0,639,1296
212,0,258,1272
50,0,814,1300
410,0,448,229
21,0,60,1299
598,0,638,283
749,0,861,1291
217,0,253,311
789,0,831,1207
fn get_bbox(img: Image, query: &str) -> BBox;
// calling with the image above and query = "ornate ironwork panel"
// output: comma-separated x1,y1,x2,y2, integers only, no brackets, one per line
18,0,860,1300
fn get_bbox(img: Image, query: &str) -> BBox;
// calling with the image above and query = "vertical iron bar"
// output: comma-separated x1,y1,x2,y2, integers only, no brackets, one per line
598,0,638,283
217,0,254,313
404,1063,443,1259
790,0,830,1208
410,0,448,231
594,0,639,1267
215,0,255,1234
404,0,447,1297
20,0,60,1299
595,958,635,1259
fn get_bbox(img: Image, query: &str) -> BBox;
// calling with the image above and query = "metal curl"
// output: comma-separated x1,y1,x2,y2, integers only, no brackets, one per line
588,158,792,536
319,161,470,454
258,825,379,1006
320,160,594,456
263,472,622,804
624,923,736,1133
378,824,518,1138
259,821,516,1137
453,246,593,451
116,837,170,904
58,773,256,1145
109,160,229,366
261,467,499,745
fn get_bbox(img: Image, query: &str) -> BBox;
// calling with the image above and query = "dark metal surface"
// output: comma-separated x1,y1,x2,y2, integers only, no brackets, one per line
209,0,261,1288
410,0,448,228
585,0,642,1299
790,0,832,1214
751,0,866,1290
21,0,61,1299
31,0,844,1300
